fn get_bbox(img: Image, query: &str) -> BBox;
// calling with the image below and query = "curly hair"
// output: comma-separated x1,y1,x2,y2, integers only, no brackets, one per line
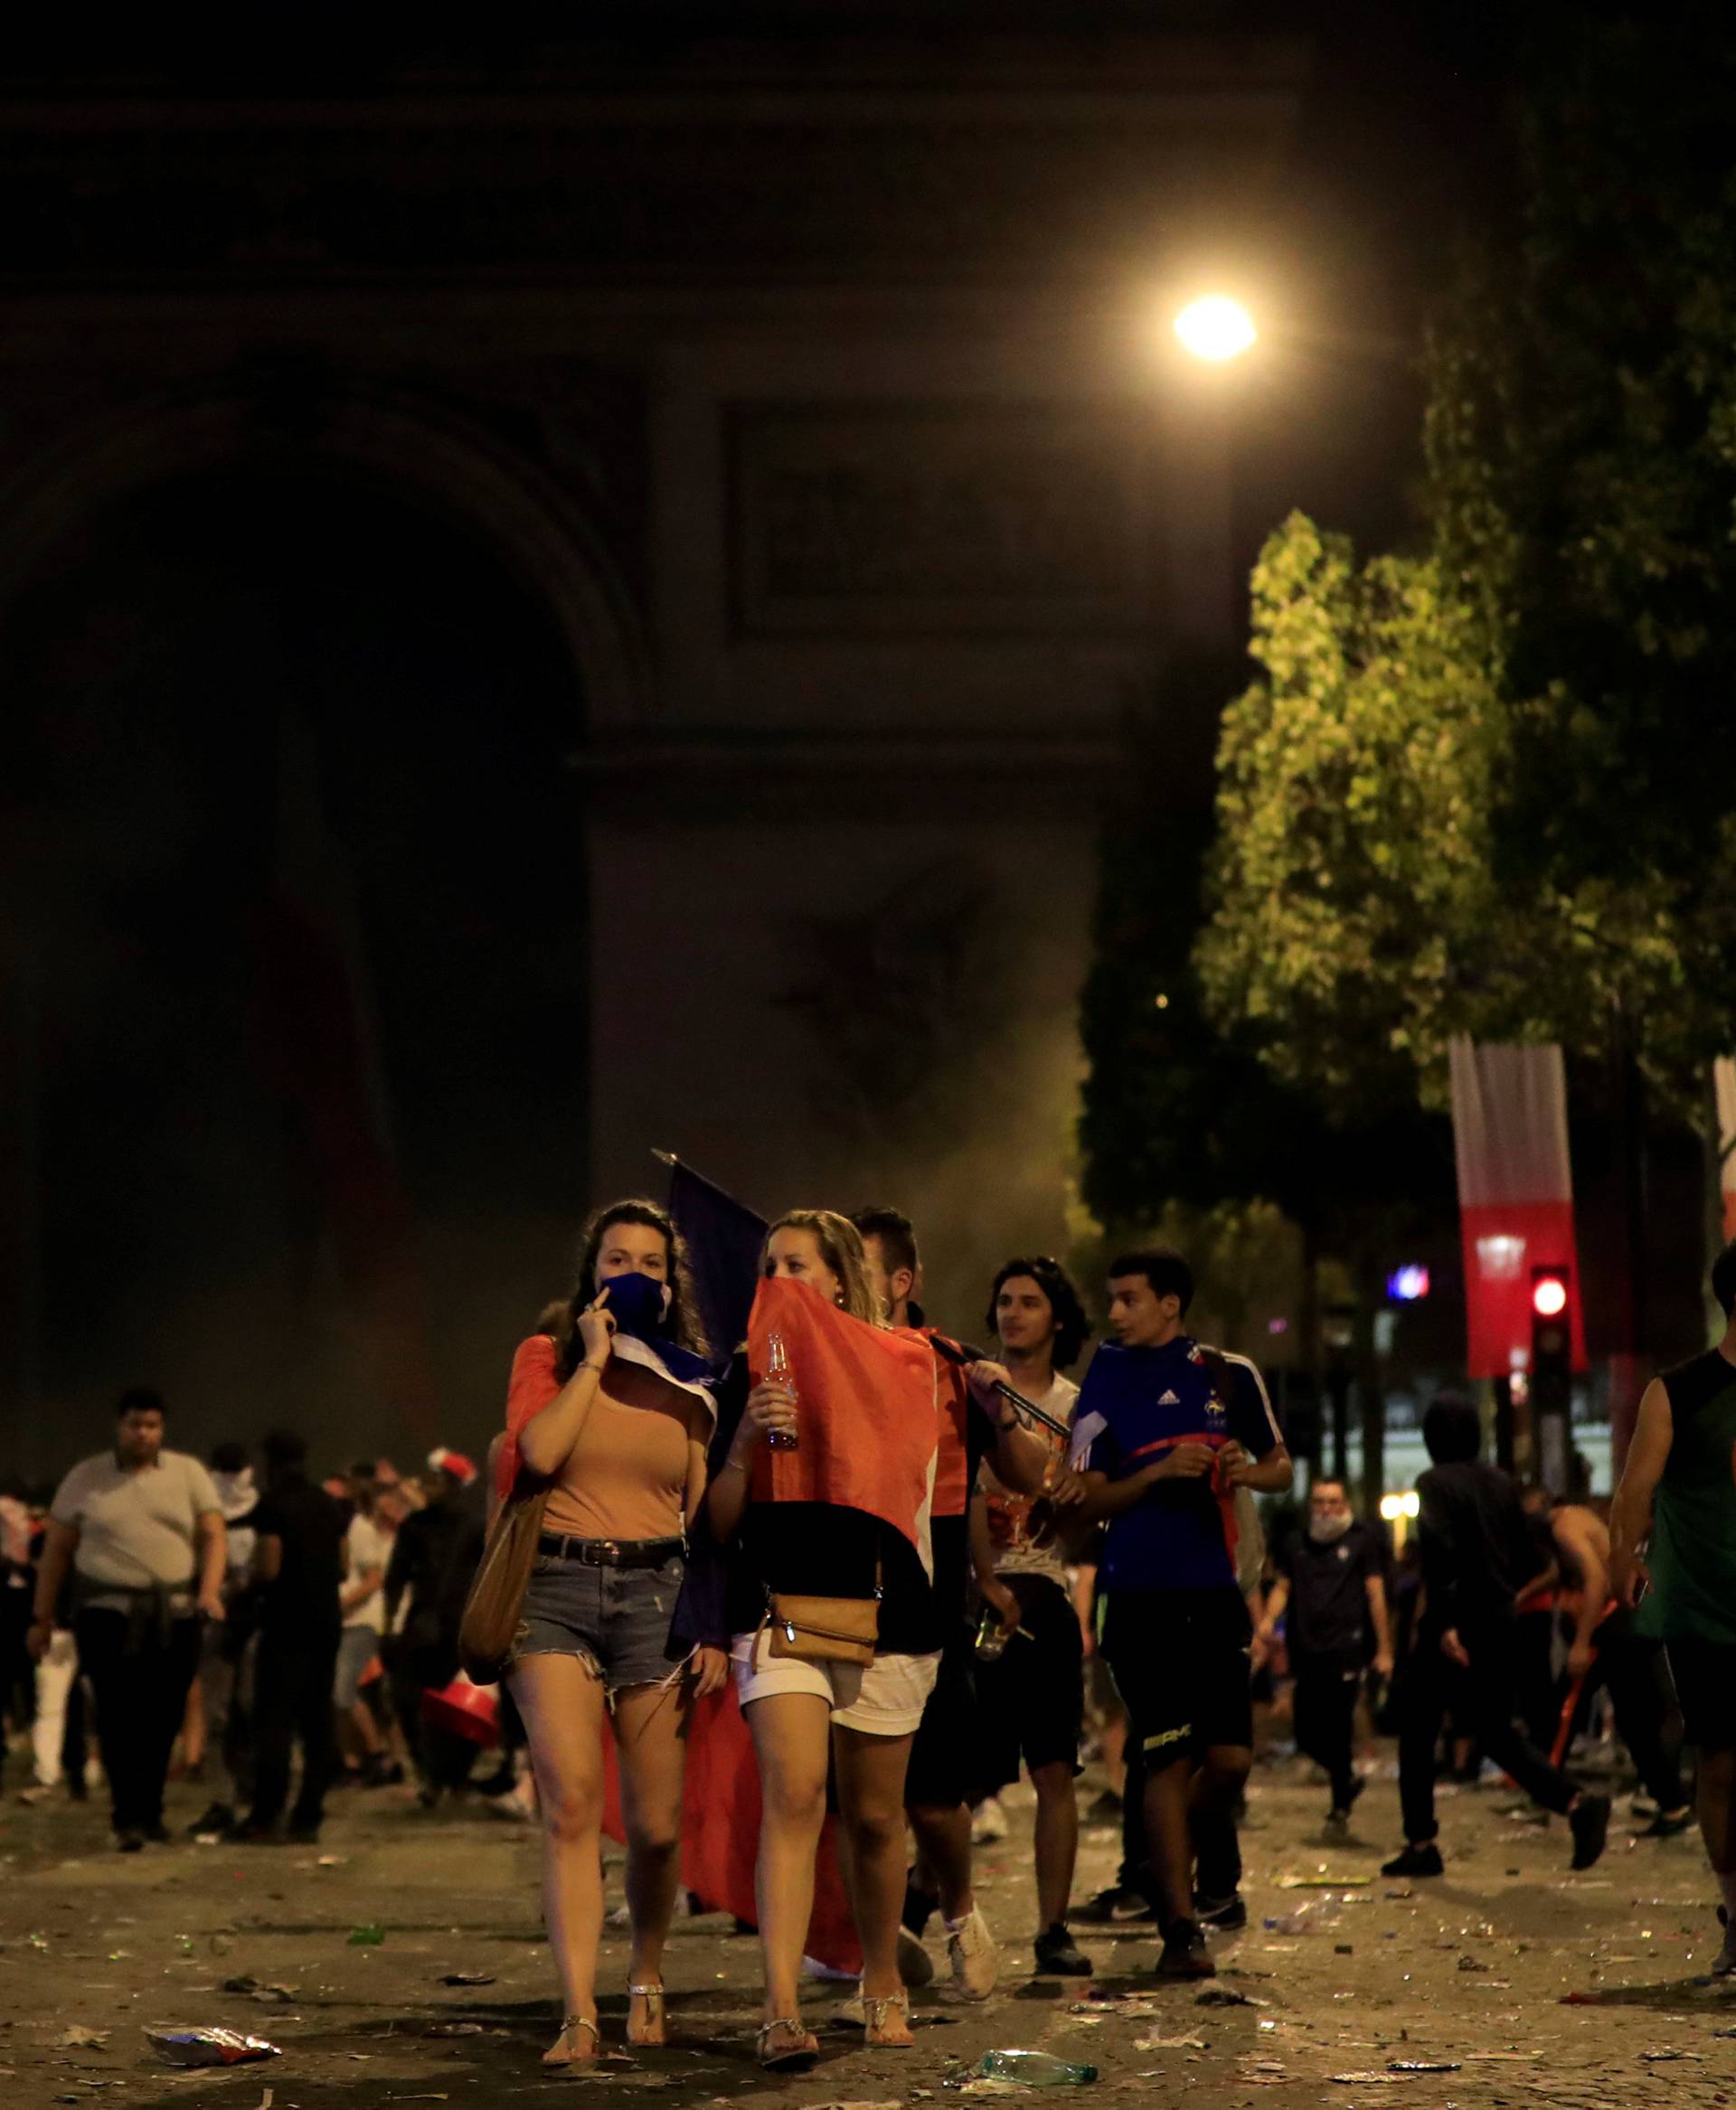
539,1197,711,1380
765,1209,884,1325
985,1256,1090,1371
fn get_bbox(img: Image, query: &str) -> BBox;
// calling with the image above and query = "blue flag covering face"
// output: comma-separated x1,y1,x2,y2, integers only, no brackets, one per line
598,1265,717,1404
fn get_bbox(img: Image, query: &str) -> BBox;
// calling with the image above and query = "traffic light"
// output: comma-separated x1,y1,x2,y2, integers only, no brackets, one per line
1530,1266,1572,1491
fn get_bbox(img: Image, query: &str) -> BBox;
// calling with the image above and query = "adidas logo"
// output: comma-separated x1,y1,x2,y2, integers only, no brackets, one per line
1158,1389,1180,1405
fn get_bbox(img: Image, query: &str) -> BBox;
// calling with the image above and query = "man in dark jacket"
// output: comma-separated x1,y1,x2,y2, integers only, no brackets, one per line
241,1429,344,1842
1382,1396,1609,1878
384,1449,485,1804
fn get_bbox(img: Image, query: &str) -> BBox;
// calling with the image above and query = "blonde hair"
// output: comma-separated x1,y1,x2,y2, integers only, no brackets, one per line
765,1209,885,1326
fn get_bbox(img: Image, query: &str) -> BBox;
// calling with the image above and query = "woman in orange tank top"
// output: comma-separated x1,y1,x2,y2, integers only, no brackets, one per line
502,1200,728,2070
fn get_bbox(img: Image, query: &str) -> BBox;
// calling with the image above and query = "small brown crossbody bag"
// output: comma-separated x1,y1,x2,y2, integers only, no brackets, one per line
766,1564,882,1667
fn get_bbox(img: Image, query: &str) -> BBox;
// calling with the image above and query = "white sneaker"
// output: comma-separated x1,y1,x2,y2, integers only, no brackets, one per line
971,1796,1009,1843
897,1923,936,1987
947,1902,998,2001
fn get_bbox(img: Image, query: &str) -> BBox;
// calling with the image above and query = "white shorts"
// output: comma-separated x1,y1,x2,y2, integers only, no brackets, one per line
730,1629,940,1738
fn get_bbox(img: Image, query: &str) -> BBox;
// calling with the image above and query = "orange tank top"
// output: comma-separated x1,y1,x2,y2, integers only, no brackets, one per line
509,1335,697,1543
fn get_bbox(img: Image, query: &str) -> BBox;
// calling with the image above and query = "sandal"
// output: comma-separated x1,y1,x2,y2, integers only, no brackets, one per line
863,1990,914,2049
755,2017,819,2073
543,2013,601,2068
627,1981,665,2049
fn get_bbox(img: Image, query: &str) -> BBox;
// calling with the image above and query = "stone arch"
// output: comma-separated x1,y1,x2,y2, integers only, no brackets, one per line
0,377,648,729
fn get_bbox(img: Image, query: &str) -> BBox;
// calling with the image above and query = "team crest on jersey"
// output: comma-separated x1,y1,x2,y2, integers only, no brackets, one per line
1205,1395,1227,1420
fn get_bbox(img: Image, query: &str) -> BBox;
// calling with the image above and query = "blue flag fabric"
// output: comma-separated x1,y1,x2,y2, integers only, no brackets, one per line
664,1155,767,1370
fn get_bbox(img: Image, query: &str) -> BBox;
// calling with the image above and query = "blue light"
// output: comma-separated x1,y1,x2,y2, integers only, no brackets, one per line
1387,1264,1430,1304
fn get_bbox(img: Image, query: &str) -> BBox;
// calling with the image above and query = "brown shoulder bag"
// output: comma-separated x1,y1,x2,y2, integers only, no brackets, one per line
458,1480,552,1685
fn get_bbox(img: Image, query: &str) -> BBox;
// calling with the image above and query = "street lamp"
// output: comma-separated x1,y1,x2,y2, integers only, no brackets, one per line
1174,295,1258,363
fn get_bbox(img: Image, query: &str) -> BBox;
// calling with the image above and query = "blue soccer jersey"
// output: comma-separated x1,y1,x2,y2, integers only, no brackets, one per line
1069,1335,1281,1592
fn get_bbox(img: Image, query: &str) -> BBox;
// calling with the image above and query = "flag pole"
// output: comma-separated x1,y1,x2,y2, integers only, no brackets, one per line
928,1333,1073,1442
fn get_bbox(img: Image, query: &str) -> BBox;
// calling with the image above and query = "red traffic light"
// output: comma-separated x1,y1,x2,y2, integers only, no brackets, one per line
1531,1269,1570,1320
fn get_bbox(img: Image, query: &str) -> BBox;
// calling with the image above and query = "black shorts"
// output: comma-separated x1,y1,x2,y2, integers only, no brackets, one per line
972,1572,1084,1793
1665,1636,1736,1752
903,1628,977,1809
1102,1586,1253,1766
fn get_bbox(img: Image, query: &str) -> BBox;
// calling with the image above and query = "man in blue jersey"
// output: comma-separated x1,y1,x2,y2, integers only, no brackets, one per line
1071,1248,1290,1979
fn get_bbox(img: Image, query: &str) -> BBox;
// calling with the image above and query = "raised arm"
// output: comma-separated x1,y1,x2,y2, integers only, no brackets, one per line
1610,1379,1673,1608
515,1299,616,1478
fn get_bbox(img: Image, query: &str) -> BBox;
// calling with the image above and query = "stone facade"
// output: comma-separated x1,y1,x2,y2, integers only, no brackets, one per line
0,29,1303,1464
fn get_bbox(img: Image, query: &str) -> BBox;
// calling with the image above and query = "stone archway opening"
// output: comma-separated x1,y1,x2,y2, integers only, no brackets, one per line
0,459,595,1471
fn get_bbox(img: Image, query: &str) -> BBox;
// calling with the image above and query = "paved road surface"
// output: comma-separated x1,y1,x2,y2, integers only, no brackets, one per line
1,1755,1732,2107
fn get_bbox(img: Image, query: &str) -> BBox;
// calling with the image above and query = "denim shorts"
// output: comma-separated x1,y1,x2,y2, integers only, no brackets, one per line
509,1547,684,1691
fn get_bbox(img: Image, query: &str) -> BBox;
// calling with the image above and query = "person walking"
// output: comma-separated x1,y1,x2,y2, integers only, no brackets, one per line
1071,1248,1291,1980
1383,1395,1609,1879
335,1460,396,1786
240,1430,345,1842
850,1208,1052,2006
1542,1490,1689,1835
501,1199,727,2071
970,1256,1095,1975
29,1389,227,1850
1256,1478,1392,1830
1612,1239,1736,1971
708,1210,942,2068
384,1448,486,1803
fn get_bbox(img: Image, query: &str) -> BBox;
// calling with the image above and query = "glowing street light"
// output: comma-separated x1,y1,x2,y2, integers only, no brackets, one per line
1174,295,1257,363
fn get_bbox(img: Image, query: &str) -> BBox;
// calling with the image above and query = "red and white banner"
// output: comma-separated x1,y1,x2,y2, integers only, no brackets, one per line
1715,1057,1736,1242
1449,1037,1585,1380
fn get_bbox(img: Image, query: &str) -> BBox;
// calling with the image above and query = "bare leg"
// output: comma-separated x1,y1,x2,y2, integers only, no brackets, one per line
907,1801,974,1919
1700,1746,1736,1874
613,1678,693,2044
1030,1761,1079,1929
1140,1755,1197,1930
1099,1708,1127,1800
508,1653,609,2063
835,1724,918,2042
347,1696,382,1759
178,1675,204,1776
744,1690,831,2031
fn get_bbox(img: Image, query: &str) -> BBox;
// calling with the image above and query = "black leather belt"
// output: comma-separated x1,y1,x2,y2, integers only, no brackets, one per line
536,1534,683,1569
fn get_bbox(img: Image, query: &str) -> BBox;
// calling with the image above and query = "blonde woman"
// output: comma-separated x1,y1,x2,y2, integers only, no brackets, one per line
707,1210,939,2068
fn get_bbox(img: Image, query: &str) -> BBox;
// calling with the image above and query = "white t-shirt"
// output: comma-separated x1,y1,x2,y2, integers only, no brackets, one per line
344,1512,389,1632
976,1374,1080,1588
52,1448,222,1612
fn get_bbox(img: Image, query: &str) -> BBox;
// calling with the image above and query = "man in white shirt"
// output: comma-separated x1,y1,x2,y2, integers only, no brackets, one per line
335,1461,395,1785
31,1389,226,1850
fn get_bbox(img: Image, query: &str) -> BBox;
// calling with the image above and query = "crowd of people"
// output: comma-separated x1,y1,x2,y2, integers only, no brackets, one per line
0,1408,498,1847
5,1201,1736,2080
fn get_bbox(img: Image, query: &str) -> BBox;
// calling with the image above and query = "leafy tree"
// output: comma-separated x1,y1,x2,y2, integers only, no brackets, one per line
1201,9,1736,1126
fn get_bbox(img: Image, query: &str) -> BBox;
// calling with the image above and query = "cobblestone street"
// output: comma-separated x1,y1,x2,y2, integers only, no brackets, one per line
3,1756,1734,2109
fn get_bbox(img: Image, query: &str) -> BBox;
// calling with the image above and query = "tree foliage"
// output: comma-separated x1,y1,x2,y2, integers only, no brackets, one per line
1200,8,1736,1123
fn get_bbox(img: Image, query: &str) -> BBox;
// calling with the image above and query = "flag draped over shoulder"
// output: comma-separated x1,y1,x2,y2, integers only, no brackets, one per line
747,1276,939,1563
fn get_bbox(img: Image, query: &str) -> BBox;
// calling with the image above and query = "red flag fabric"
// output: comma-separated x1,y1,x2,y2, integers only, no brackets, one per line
746,1277,939,1561
599,1687,862,1976
1449,1038,1585,1380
